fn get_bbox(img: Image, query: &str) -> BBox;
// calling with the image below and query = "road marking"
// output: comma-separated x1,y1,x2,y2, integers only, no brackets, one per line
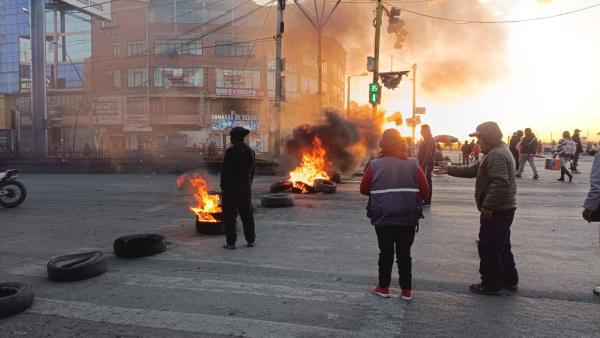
30,298,357,338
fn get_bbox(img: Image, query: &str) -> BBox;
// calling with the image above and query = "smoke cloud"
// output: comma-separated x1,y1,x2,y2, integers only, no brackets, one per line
322,0,507,100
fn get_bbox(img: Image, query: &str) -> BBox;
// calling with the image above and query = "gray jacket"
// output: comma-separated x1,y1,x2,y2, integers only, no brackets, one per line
448,143,517,211
584,153,600,211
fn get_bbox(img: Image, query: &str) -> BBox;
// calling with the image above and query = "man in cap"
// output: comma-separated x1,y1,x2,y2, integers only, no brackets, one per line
571,129,584,173
221,126,256,249
434,122,518,295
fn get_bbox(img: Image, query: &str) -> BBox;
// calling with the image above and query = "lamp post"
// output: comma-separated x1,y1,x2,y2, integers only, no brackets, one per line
346,72,368,118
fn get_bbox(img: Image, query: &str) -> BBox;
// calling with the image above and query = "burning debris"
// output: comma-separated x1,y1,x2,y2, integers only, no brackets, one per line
177,173,227,234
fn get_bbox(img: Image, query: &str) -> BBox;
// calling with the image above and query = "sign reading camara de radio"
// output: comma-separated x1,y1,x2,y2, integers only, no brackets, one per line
212,114,258,132
56,0,112,21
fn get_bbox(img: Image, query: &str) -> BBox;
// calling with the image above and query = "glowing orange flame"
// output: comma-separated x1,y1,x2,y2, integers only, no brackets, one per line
288,137,330,193
182,173,222,222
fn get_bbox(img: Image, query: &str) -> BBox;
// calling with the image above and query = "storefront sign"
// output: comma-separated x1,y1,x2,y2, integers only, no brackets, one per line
124,114,151,132
216,88,264,98
211,114,259,131
93,97,123,125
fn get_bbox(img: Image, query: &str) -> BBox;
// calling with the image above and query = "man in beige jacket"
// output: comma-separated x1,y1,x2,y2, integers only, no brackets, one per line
435,121,518,295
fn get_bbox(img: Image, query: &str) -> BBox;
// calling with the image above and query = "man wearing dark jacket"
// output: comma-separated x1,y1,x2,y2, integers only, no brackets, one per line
221,126,256,249
418,124,436,206
434,121,518,295
571,129,584,173
516,128,539,179
509,130,523,169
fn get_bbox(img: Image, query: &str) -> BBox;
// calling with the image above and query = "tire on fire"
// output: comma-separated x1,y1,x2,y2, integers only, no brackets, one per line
261,193,295,208
47,251,108,282
314,179,337,194
0,282,35,319
270,180,293,193
113,234,167,258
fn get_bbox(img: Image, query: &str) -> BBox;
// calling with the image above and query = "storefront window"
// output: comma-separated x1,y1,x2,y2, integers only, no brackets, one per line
216,69,260,89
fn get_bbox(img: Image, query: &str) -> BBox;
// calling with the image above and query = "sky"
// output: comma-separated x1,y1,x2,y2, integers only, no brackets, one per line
354,0,600,142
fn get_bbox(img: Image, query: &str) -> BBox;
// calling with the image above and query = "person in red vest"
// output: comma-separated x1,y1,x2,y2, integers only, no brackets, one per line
361,129,430,301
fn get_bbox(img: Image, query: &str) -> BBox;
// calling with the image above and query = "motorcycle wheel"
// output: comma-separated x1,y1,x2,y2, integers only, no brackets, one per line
0,180,27,208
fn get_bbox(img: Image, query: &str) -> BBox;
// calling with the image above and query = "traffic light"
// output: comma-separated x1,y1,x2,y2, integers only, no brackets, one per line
387,7,404,34
369,83,381,105
394,28,408,50
379,71,409,90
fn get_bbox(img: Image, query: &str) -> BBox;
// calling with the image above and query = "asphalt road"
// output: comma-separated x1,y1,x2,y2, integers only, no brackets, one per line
1,156,599,337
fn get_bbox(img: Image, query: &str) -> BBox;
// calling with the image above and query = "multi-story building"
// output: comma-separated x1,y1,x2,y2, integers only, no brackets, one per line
0,0,92,153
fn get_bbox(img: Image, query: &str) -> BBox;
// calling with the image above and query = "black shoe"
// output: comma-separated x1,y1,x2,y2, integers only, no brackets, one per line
247,242,255,248
568,175,573,183
557,178,565,181
223,244,236,250
502,283,518,292
532,175,539,180
515,174,522,178
469,283,501,295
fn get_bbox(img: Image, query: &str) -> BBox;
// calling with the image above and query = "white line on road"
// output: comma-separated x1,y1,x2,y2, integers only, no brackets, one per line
29,298,357,338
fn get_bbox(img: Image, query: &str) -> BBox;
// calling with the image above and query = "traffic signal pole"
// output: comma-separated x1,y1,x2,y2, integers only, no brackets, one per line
411,63,417,153
30,0,48,157
371,0,383,155
274,0,284,157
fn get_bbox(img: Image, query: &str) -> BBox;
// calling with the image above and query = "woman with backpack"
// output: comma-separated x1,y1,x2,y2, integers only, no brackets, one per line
553,131,575,182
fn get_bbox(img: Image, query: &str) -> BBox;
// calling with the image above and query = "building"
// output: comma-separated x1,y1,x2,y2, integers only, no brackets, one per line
0,0,92,153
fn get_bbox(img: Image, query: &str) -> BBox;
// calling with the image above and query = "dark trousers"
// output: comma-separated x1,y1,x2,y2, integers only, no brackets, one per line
571,153,581,171
478,208,518,289
511,150,519,170
222,185,255,245
375,226,416,290
425,166,433,204
462,153,470,165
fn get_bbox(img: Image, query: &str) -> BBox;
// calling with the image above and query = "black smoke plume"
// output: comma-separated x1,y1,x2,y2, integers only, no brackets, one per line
285,109,364,173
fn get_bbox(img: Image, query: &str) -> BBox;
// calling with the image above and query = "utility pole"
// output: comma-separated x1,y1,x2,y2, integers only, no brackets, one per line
30,0,48,157
371,0,383,154
411,63,417,153
273,0,285,157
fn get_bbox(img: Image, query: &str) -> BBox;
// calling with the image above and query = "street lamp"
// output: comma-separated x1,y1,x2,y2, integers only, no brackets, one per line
346,72,368,118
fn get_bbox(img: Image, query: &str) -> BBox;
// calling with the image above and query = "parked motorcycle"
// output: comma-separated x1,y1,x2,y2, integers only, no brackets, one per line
0,169,27,208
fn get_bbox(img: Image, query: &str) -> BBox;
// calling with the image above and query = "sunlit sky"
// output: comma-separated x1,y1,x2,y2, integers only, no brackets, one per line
253,0,600,142
350,0,600,142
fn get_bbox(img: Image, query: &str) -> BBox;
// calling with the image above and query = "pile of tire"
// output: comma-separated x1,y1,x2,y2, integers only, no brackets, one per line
269,179,337,194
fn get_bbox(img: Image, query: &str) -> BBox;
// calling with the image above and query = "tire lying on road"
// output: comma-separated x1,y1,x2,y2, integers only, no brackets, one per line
0,282,35,319
270,180,293,193
47,251,108,282
261,193,295,208
314,179,337,194
113,234,167,258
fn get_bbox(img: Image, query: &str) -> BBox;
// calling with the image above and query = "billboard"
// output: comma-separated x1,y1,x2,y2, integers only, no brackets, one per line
55,0,112,21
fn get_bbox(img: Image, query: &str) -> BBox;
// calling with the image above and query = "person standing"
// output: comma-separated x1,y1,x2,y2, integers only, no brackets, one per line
461,140,472,165
221,126,256,249
516,128,539,180
472,141,481,162
434,122,518,295
582,152,600,295
571,129,584,173
361,129,429,301
509,130,524,170
418,124,436,206
554,131,575,183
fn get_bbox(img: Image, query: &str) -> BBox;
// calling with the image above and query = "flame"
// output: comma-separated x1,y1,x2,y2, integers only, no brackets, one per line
288,137,330,193
184,174,222,222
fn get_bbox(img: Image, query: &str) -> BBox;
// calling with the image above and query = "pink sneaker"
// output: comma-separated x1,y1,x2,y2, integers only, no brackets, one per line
400,289,413,301
371,286,391,298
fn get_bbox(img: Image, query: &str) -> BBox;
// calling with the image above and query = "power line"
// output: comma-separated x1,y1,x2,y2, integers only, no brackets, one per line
382,0,600,24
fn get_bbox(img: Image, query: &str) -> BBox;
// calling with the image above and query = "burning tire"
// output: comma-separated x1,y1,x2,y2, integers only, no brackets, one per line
47,251,108,282
314,179,337,194
0,282,35,319
291,181,318,194
113,234,167,258
195,212,238,235
261,193,295,208
330,173,342,183
270,180,293,193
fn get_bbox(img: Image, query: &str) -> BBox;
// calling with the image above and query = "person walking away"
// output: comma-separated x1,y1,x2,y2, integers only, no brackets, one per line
434,121,518,295
509,130,523,170
461,140,472,165
221,126,256,249
418,124,436,206
582,152,600,295
516,128,539,180
571,129,584,173
554,131,575,182
361,129,429,301
472,141,481,162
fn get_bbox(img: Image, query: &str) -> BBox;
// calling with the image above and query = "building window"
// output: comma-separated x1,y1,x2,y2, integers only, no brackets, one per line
127,40,147,57
127,68,147,87
113,70,121,88
155,39,202,55
154,67,203,87
127,97,148,115
113,41,121,57
215,41,254,57
216,69,261,89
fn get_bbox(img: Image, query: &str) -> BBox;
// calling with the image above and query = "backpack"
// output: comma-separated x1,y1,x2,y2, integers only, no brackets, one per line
563,140,577,155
